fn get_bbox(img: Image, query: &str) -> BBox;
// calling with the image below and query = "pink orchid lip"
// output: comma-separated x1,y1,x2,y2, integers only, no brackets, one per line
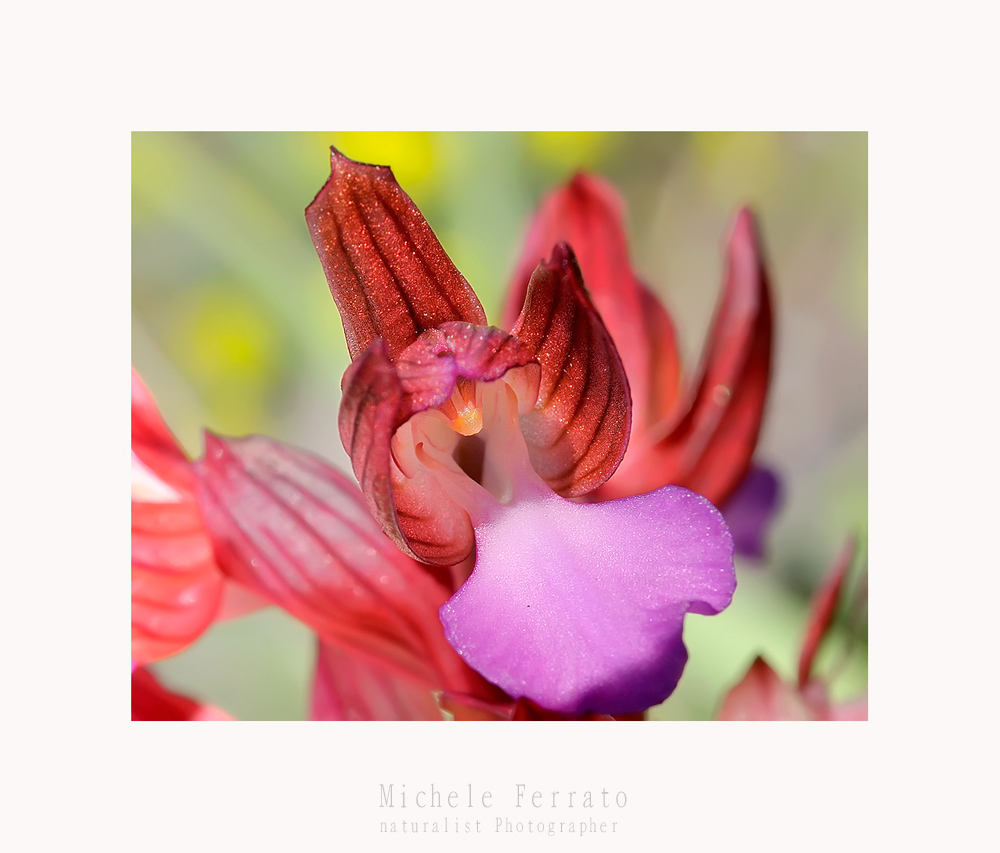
428,375,735,715
345,343,735,715
442,485,734,716
337,315,734,715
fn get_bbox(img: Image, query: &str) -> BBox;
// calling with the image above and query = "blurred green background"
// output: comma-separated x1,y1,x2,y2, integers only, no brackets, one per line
133,132,867,720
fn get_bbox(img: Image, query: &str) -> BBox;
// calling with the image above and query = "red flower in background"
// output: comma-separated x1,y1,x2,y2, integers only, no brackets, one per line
132,664,232,722
132,370,265,720
718,537,868,721
503,174,773,510
131,368,224,665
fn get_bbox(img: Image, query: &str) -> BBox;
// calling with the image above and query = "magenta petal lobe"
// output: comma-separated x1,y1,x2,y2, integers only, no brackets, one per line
440,486,735,715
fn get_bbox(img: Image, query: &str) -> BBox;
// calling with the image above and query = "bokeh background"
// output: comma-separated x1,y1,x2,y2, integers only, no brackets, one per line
133,132,867,720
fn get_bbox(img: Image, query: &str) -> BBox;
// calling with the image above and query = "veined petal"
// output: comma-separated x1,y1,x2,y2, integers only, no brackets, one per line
504,174,682,435
440,484,734,716
130,498,223,663
306,147,486,361
132,665,232,721
510,244,631,496
311,641,444,721
339,339,476,566
195,434,478,693
606,209,772,504
131,369,223,665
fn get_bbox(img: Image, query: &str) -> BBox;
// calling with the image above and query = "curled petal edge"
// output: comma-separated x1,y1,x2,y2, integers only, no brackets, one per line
510,243,632,497
504,173,681,440
339,329,542,567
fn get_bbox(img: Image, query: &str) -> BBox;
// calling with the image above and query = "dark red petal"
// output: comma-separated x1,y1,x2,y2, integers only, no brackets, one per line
131,666,232,721
306,147,486,361
194,433,477,692
311,641,443,721
339,339,476,566
504,174,681,434
798,536,856,687
509,243,632,496
603,209,772,504
337,340,411,550
131,369,223,665
396,321,539,417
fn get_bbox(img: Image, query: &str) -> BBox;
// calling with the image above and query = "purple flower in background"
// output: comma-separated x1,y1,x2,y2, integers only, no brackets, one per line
719,466,782,560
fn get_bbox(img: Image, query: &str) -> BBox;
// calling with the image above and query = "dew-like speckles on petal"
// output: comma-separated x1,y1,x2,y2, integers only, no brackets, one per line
440,484,735,716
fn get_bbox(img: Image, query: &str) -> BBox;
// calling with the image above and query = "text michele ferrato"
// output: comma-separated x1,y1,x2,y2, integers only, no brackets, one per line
378,783,627,836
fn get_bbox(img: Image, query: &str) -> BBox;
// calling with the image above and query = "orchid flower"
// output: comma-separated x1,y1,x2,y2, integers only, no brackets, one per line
291,148,736,716
131,148,782,720
718,537,868,721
